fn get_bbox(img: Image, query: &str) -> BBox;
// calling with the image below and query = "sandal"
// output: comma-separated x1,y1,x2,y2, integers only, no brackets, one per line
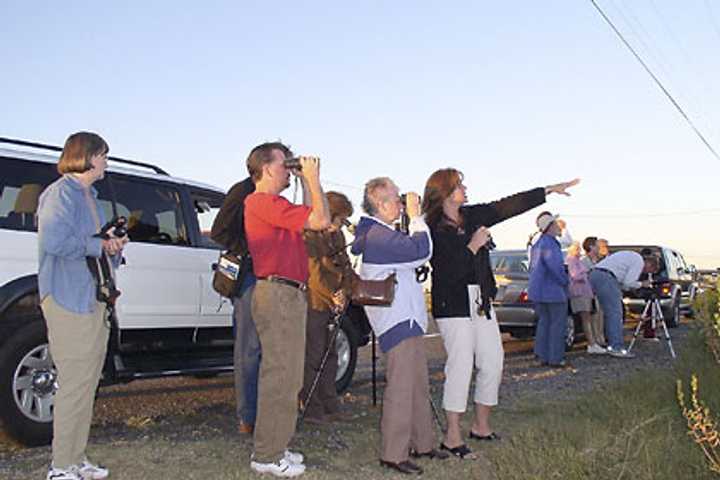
439,443,475,459
410,448,450,460
469,431,501,441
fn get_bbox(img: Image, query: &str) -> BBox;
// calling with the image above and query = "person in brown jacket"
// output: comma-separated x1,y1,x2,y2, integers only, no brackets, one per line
300,191,356,424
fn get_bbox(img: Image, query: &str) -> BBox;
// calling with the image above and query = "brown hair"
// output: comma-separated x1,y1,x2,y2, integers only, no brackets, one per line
57,132,109,175
327,191,353,220
421,168,463,228
582,236,598,254
643,255,660,272
246,142,292,182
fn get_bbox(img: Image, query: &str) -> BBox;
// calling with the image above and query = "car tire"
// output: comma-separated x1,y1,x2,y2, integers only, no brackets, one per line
335,318,358,394
564,315,577,352
666,299,681,328
0,318,54,446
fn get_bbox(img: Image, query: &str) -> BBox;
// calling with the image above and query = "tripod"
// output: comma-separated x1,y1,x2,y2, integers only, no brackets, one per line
627,293,676,359
298,305,348,425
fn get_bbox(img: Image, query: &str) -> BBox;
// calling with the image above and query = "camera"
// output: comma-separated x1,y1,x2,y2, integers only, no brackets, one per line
635,278,671,300
96,216,128,240
284,157,302,170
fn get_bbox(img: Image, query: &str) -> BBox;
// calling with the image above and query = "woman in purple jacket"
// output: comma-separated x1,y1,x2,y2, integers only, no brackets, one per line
566,242,606,354
528,212,570,367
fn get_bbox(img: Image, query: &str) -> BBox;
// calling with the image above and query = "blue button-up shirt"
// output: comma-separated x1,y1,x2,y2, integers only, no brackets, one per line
37,174,114,314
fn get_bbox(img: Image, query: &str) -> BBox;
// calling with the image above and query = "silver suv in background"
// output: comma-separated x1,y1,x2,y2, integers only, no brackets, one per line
607,245,698,327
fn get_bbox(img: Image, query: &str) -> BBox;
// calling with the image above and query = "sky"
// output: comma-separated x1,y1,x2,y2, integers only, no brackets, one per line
2,1,719,268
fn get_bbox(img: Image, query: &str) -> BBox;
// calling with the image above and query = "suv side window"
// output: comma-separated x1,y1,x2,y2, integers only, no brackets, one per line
188,188,224,249
663,250,678,280
0,158,58,232
670,250,686,276
100,174,190,246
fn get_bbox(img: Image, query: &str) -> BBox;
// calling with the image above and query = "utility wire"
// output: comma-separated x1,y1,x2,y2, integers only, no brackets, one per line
646,0,718,141
589,0,720,162
607,0,712,135
563,208,720,219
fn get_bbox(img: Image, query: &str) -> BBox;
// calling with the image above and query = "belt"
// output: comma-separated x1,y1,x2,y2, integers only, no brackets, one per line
594,268,617,281
258,275,307,291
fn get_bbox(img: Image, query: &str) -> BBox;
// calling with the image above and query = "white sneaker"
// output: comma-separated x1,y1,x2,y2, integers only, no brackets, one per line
587,344,607,354
250,457,305,477
607,347,635,359
284,449,304,465
78,458,109,479
47,465,82,480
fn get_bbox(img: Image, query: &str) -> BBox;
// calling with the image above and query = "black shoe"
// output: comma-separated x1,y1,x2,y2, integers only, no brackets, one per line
469,431,501,442
410,448,450,460
439,443,475,459
379,459,423,475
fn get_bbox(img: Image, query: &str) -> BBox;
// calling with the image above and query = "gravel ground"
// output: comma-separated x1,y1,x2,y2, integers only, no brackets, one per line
0,317,689,479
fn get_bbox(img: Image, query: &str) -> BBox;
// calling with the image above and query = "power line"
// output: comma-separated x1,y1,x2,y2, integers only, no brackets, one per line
589,0,720,162
563,208,720,219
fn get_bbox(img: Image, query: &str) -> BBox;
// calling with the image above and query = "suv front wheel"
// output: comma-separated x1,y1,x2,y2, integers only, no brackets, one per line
0,318,55,446
335,319,358,393
664,298,681,328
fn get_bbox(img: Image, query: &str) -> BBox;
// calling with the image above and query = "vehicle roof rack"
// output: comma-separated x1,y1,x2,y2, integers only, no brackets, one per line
0,136,170,176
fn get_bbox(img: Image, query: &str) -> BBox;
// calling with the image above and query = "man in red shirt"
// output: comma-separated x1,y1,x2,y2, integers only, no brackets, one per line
243,142,329,478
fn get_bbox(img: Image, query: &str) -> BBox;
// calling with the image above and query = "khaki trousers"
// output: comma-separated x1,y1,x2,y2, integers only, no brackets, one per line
251,280,307,463
41,296,108,469
381,335,435,463
300,308,339,419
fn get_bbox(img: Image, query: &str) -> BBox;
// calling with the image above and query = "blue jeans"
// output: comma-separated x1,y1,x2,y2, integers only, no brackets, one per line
589,269,624,350
534,302,567,365
233,285,261,425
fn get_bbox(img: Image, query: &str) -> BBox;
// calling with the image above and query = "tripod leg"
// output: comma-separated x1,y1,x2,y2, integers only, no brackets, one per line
372,331,377,407
428,391,446,433
655,301,676,359
628,309,647,353
299,311,344,425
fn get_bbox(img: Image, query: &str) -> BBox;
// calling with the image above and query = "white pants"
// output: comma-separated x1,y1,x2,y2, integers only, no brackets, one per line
435,285,504,412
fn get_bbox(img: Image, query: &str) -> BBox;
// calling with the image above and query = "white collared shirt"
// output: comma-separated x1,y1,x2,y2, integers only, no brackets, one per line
595,251,644,290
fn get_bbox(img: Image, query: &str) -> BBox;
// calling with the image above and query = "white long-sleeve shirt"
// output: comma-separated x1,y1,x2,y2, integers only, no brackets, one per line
595,250,644,290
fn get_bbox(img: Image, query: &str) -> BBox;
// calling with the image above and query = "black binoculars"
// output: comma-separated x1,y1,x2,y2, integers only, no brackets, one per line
284,157,302,170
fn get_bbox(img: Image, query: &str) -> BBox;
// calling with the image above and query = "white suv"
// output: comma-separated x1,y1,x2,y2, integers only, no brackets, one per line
0,138,364,446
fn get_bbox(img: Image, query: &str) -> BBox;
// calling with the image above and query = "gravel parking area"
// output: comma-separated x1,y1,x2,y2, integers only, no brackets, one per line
0,317,689,479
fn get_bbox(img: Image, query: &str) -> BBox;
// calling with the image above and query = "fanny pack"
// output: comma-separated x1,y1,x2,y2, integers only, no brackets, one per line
212,251,250,298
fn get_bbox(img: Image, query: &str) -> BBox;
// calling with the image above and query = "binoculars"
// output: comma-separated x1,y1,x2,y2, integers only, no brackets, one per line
283,157,302,170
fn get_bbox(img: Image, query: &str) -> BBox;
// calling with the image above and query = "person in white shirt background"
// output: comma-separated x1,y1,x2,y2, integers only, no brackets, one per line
588,251,660,358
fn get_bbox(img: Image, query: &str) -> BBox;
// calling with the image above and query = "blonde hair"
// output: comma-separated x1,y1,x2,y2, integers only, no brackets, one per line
567,241,581,257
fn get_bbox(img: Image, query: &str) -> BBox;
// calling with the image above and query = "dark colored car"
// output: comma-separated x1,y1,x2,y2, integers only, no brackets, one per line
490,249,580,349
606,245,698,327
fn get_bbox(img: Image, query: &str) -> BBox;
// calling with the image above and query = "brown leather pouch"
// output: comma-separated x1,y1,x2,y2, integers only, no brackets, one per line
351,273,396,306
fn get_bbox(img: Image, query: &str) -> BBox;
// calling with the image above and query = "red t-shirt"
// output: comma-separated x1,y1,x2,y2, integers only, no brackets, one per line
244,192,312,283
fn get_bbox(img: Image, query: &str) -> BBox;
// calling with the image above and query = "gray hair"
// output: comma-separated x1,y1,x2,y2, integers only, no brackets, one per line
362,177,395,216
